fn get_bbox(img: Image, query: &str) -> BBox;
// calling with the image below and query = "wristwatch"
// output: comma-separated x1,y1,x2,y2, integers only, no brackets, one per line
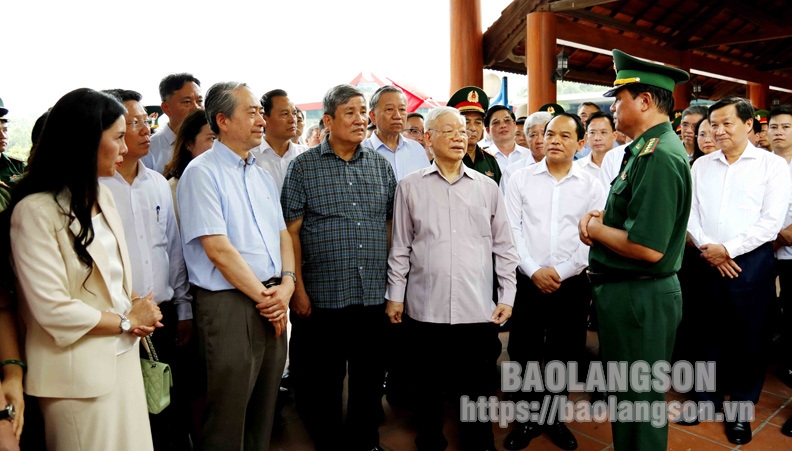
282,271,297,284
0,404,14,422
118,313,131,334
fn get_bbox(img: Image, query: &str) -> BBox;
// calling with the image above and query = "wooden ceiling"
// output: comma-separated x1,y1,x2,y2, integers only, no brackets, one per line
483,0,792,106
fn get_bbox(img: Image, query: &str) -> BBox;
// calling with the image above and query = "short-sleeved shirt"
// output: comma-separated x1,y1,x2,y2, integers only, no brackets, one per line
589,122,692,275
178,140,286,291
281,139,397,309
462,145,502,185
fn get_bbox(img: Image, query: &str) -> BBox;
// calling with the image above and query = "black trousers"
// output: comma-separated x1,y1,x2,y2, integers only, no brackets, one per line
405,316,502,451
289,304,387,451
695,243,776,406
140,301,201,451
777,259,792,372
507,272,590,403
674,244,710,363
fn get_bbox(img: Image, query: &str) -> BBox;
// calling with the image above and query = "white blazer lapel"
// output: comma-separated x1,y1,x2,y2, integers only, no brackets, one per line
96,186,133,299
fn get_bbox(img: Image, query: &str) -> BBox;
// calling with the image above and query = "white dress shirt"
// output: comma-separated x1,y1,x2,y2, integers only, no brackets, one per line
598,143,628,194
575,154,601,179
688,143,791,258
499,153,537,194
487,143,531,173
100,162,193,320
505,159,606,280
251,139,306,193
141,123,176,175
777,158,792,260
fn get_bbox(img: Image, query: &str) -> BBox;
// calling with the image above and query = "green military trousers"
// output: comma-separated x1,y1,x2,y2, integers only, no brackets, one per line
593,275,683,451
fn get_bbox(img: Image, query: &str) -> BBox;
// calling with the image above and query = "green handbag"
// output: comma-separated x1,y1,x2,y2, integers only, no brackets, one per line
140,335,172,414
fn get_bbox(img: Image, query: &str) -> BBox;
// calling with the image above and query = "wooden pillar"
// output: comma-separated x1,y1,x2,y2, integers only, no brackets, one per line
449,0,482,94
747,82,769,109
526,12,556,113
673,53,691,110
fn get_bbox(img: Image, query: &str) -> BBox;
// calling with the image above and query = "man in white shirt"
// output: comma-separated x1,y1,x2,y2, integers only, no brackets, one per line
680,105,707,162
576,112,616,179
574,102,601,160
142,73,203,174
504,113,605,451
769,106,792,413
484,105,530,173
362,85,430,181
251,89,306,192
687,97,791,444
500,111,551,193
99,89,193,449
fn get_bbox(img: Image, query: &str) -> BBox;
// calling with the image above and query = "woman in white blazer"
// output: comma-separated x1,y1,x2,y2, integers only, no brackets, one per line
6,89,163,451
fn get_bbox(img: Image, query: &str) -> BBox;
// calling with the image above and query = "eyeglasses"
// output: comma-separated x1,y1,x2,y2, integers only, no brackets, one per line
489,118,514,127
405,128,423,135
429,128,468,139
126,117,150,131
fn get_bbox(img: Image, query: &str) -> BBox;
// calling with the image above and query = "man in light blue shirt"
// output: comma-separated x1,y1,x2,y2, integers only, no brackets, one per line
178,81,296,451
362,85,430,181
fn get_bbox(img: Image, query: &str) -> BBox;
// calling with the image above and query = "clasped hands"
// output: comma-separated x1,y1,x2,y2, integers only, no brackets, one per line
699,243,741,278
255,281,295,338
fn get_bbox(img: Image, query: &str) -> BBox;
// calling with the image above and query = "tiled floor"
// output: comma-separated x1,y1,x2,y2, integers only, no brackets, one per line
270,331,792,450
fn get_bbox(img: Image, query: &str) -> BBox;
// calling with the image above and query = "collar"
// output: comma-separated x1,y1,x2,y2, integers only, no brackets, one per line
111,160,151,186
532,157,584,180
424,161,475,183
161,123,177,146
320,136,364,161
213,140,256,168
628,122,674,156
255,138,302,158
714,141,762,164
370,131,404,152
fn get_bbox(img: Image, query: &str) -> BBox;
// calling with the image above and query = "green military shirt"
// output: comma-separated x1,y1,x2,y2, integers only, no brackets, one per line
589,121,691,275
0,153,26,212
462,145,501,185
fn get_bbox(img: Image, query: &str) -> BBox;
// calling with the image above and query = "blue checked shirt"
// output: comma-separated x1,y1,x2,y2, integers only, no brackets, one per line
281,139,396,309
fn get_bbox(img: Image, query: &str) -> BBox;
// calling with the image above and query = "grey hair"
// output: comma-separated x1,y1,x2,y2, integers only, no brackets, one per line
205,81,248,134
425,106,463,132
369,85,407,110
524,111,553,135
305,124,320,138
323,84,365,117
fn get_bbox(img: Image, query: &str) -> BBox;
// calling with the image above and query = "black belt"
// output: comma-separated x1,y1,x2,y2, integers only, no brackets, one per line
586,271,672,285
262,277,281,288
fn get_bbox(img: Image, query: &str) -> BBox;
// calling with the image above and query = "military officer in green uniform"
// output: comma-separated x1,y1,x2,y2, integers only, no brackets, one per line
449,86,502,184
0,98,26,212
578,50,692,451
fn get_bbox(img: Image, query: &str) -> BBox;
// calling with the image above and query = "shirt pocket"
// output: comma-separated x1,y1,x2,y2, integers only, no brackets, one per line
467,205,492,237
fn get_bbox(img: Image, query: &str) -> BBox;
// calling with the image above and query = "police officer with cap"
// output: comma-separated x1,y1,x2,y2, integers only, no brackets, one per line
0,98,26,212
449,87,502,184
578,49,692,451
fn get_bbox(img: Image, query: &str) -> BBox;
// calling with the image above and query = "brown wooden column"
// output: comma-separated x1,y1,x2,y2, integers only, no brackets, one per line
449,0,482,94
673,53,691,110
526,12,556,113
747,82,769,109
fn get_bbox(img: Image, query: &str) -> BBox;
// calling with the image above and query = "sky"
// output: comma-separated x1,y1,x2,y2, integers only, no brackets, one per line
3,0,516,118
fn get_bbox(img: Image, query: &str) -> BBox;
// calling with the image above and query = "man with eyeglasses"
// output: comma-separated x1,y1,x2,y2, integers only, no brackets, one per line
402,112,431,160
142,73,203,174
362,85,429,181
99,89,194,450
448,86,502,184
484,105,530,173
252,89,306,193
385,106,517,451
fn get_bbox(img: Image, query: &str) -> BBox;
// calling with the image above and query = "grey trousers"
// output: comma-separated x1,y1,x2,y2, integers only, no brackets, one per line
196,287,287,451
